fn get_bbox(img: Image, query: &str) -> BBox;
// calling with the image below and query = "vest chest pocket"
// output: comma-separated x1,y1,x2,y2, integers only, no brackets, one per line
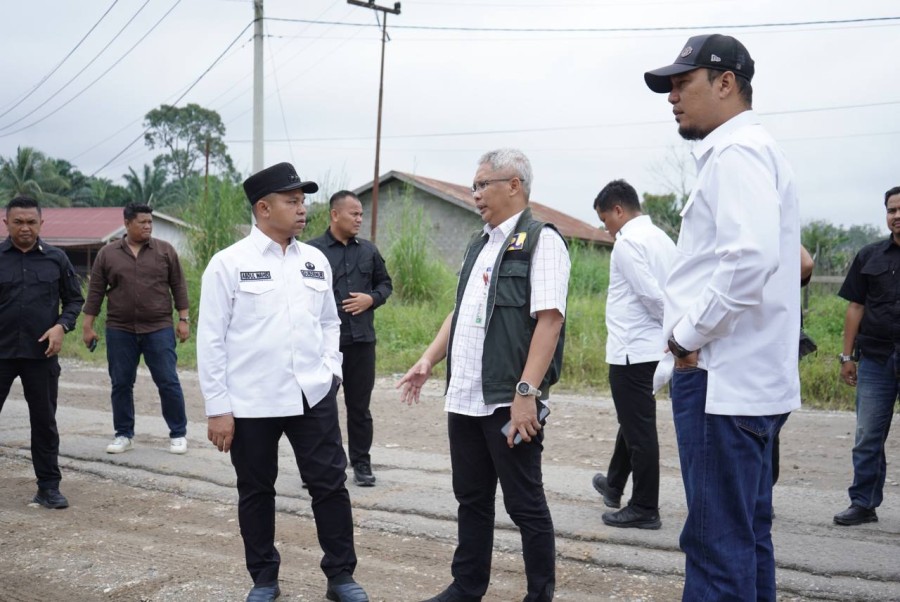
494,260,528,307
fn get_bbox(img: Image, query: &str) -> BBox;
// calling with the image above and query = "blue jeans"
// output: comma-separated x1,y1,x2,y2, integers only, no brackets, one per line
849,353,900,509
671,368,789,602
106,327,187,439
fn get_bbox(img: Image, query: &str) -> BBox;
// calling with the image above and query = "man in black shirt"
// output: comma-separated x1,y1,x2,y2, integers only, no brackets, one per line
0,196,83,509
309,191,392,486
834,185,900,526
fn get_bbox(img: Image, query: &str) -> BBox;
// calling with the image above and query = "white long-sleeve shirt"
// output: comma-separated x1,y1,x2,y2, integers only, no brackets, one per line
605,214,676,365
655,110,802,416
198,226,343,418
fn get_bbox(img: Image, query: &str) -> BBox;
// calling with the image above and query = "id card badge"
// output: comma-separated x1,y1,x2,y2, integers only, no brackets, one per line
473,266,492,327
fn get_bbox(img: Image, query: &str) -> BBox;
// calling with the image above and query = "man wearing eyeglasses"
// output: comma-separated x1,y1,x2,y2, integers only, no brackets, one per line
399,148,570,602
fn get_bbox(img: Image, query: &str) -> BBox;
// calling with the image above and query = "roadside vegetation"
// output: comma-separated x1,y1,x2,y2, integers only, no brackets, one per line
61,199,856,411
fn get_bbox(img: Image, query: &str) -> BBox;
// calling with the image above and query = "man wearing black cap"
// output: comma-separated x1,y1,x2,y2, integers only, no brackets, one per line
645,35,801,600
198,162,369,602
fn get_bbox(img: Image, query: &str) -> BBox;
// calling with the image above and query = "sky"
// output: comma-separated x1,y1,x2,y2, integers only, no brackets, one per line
2,0,899,233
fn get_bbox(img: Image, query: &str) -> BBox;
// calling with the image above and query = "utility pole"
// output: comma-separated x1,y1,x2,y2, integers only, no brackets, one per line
252,0,264,173
347,0,401,243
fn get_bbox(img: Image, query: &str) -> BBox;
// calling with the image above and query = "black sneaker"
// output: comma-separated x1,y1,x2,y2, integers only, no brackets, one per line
33,488,69,509
602,505,661,530
352,462,376,487
591,473,622,508
833,504,878,526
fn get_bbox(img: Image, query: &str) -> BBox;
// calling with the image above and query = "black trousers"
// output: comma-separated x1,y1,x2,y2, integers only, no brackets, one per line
0,357,62,490
447,405,555,602
229,378,357,587
607,361,660,510
339,342,376,466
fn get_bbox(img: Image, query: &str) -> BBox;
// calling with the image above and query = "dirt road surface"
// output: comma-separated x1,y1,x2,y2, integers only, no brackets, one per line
1,360,898,601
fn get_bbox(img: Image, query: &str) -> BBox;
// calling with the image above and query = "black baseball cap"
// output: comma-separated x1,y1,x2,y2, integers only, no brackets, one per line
242,162,319,205
644,34,754,94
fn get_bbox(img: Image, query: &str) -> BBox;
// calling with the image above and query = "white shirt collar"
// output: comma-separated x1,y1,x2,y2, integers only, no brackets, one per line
616,214,652,240
482,210,525,239
249,225,299,256
692,109,759,164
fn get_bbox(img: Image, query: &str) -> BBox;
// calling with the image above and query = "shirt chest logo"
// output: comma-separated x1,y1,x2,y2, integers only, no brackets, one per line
240,271,272,281
301,262,325,280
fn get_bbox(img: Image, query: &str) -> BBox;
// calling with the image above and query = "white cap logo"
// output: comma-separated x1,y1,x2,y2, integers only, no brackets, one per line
710,54,722,62
680,46,693,58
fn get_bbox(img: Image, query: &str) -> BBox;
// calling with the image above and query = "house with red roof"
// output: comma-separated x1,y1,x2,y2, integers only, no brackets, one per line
36,207,192,276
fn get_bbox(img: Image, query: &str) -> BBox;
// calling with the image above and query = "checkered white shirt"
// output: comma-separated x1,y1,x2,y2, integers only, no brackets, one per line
445,210,571,417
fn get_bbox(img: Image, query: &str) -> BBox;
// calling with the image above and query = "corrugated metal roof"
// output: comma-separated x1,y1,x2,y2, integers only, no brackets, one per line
356,171,613,246
39,207,124,244
35,207,190,247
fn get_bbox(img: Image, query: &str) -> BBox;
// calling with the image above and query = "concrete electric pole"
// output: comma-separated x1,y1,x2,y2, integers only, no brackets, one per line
347,0,401,243
252,0,264,173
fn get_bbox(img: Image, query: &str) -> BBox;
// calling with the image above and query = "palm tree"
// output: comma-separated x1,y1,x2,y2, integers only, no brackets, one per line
0,146,72,206
123,164,167,206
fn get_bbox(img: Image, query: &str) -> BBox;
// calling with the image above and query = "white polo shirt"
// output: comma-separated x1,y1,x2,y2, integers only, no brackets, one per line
198,226,343,418
605,214,676,365
445,210,571,417
655,110,802,416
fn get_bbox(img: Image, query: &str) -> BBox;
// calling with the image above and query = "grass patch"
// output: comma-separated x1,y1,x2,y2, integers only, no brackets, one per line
59,232,855,411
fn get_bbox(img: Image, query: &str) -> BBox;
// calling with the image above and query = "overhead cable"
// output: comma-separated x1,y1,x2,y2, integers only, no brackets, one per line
0,0,121,120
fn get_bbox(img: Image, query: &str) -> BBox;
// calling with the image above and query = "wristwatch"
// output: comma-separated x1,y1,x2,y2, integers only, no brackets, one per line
667,336,693,359
179,317,190,323
838,353,855,364
516,381,542,397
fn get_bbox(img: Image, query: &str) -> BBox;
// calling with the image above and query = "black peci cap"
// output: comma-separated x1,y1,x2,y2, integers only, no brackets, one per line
644,34,754,94
242,162,319,205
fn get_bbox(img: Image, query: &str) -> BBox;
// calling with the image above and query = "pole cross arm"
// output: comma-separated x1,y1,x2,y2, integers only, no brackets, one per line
347,0,401,15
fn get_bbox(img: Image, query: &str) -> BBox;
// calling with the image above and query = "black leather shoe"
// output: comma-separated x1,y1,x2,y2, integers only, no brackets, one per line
591,473,621,508
833,504,878,526
419,584,479,602
33,488,69,509
246,583,280,602
326,579,369,602
602,505,661,530
352,462,376,487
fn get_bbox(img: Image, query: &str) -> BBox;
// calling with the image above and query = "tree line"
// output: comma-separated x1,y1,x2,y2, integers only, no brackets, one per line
0,103,235,216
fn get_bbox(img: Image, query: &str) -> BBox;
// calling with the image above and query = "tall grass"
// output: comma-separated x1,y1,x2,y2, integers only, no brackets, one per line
385,192,456,303
59,206,857,411
185,177,251,270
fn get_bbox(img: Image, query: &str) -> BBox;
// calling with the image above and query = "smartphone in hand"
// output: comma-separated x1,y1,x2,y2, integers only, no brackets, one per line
501,405,551,445
88,338,98,352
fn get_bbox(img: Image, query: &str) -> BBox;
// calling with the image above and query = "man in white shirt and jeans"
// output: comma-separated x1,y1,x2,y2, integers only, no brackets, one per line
199,163,368,602
591,179,675,530
645,35,801,600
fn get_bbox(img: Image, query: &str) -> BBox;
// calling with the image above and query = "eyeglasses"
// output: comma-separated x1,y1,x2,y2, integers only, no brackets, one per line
471,178,517,193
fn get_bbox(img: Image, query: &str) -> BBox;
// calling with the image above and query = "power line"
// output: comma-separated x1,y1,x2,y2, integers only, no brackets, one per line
90,20,256,177
223,99,900,144
0,0,183,139
0,0,152,132
264,14,900,33
0,0,120,120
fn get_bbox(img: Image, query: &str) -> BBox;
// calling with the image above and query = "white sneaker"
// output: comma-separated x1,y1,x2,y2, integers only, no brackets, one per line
106,436,133,454
169,437,188,455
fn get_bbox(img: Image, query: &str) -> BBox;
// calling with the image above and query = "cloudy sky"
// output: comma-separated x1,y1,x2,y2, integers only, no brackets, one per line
2,0,899,232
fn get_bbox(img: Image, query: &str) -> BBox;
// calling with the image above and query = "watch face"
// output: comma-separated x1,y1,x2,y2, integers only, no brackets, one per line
517,382,529,395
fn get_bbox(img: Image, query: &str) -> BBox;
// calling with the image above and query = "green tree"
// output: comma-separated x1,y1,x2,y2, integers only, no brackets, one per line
0,146,71,206
123,164,169,206
185,177,250,270
143,103,235,184
641,191,682,241
82,177,129,207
